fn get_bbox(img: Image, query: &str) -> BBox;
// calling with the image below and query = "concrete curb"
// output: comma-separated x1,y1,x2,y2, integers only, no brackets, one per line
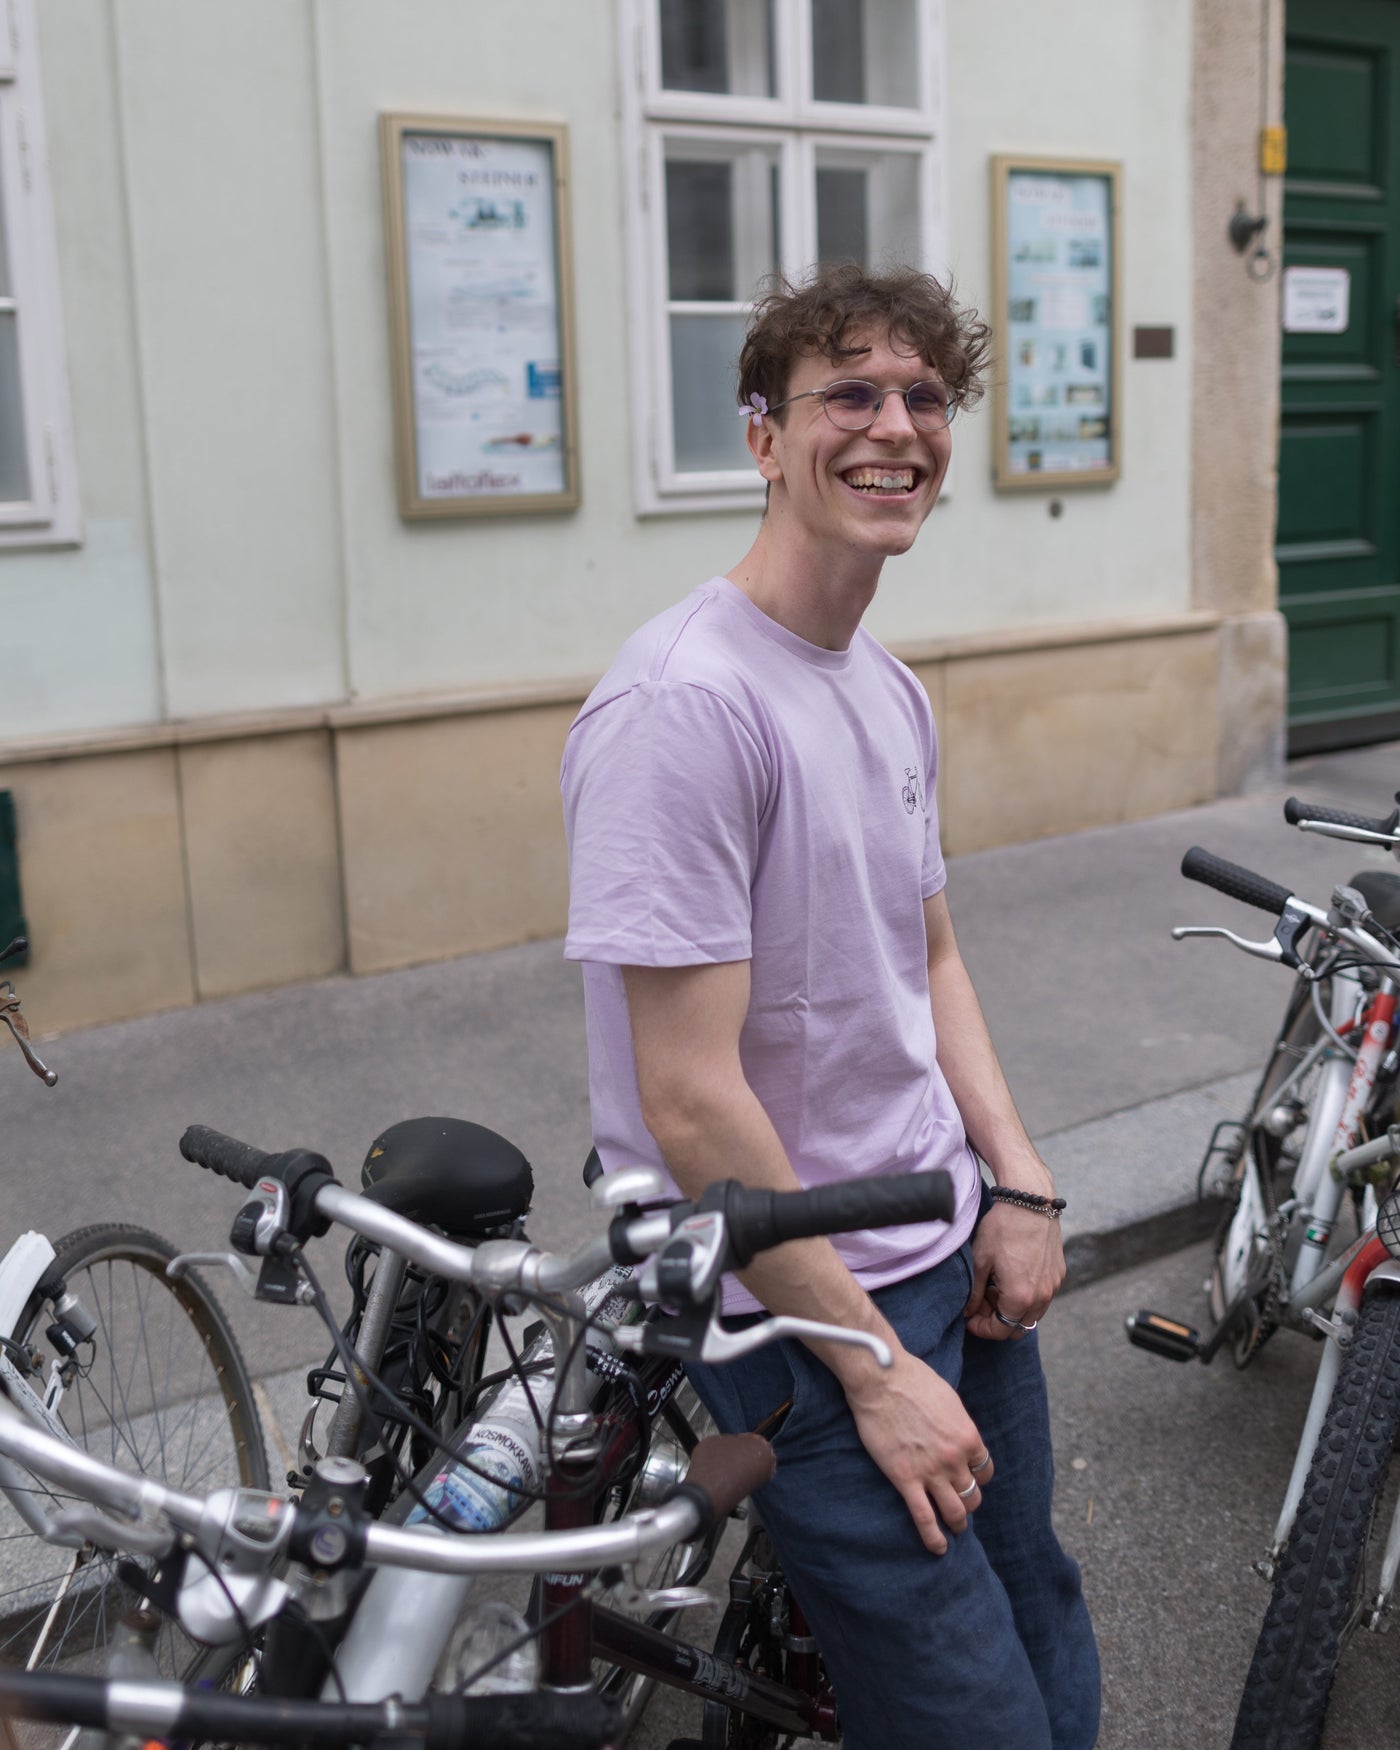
1064,1194,1224,1293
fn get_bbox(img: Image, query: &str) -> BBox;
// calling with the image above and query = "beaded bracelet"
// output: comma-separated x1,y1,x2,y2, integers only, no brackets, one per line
988,1186,1066,1219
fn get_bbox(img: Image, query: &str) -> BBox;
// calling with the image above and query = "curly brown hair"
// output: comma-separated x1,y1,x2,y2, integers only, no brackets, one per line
737,263,991,419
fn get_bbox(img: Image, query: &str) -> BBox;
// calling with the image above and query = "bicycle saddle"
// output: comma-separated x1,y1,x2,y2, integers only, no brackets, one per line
1348,868,1400,932
360,1116,533,1238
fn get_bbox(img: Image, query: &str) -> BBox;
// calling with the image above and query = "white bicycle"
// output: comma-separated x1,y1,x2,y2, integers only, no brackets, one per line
0,939,271,1710
0,1119,952,1747
1126,799,1400,1748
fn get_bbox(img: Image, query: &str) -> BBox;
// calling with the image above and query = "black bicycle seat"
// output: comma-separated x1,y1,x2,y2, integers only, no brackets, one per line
360,1116,533,1238
1348,868,1400,932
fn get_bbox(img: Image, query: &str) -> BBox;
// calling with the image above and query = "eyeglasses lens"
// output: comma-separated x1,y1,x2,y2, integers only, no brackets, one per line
821,382,953,430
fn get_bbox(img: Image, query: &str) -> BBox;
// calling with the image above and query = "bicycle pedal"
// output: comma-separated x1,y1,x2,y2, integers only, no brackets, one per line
1124,1310,1201,1363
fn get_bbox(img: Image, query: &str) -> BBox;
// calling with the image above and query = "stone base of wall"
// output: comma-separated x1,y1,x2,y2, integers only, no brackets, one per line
1,609,1276,1034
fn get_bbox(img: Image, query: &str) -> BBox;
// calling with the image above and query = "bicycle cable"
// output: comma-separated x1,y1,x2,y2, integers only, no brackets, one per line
289,1243,634,1520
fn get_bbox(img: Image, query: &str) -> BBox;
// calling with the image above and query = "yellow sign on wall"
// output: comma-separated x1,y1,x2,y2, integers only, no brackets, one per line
1260,127,1287,175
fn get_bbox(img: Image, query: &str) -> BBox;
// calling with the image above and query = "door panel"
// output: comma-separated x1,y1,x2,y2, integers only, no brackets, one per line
1280,1,1400,747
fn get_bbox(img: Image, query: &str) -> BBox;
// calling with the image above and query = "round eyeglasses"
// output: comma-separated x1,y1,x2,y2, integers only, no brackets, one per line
766,379,958,432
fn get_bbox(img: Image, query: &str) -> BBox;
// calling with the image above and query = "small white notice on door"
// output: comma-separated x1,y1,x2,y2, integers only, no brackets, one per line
1283,266,1351,334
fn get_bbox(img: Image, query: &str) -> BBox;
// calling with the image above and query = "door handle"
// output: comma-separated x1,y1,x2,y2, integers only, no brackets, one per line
1395,295,1400,366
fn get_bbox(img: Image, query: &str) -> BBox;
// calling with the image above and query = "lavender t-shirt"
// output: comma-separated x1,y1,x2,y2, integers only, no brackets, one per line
562,576,980,1313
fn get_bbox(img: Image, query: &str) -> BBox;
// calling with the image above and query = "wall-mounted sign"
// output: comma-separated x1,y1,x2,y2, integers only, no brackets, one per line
991,155,1122,491
380,114,579,519
1282,266,1350,335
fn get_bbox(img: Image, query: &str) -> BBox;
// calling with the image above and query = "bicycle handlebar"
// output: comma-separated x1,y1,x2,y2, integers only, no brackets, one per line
1283,796,1400,836
0,1668,622,1749
0,1397,769,1581
1181,846,1295,916
693,1171,955,1268
179,1126,954,1291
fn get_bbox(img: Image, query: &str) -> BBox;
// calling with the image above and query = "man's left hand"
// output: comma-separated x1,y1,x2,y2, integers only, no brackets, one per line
963,1198,1065,1341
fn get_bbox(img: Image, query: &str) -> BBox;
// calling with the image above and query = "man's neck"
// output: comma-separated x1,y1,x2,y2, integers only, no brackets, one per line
726,519,882,652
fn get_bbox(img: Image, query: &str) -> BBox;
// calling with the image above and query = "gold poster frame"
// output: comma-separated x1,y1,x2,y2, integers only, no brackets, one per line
991,154,1122,492
380,113,580,519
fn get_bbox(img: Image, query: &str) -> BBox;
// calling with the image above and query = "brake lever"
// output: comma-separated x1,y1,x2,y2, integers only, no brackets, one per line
0,987,57,1086
614,1305,892,1369
167,1249,314,1305
48,1503,175,1557
1171,923,1316,978
699,1314,892,1367
1296,820,1400,848
608,1575,715,1614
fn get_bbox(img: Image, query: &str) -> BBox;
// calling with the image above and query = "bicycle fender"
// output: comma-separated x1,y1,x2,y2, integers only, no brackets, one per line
1362,1257,1400,1293
0,1232,56,1340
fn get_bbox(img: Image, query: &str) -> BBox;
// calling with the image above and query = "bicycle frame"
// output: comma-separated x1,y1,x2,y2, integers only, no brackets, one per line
328,1268,839,1739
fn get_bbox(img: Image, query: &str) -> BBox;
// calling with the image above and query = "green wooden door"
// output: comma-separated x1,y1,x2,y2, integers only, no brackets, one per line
1281,0,1400,751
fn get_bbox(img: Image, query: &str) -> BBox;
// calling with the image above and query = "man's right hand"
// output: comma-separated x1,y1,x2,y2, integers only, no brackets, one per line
841,1346,992,1555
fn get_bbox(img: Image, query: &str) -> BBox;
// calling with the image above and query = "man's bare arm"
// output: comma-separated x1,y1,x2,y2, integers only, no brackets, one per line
922,890,1065,1338
622,958,989,1553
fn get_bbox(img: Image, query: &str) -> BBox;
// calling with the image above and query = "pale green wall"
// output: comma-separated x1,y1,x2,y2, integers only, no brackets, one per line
5,0,1195,741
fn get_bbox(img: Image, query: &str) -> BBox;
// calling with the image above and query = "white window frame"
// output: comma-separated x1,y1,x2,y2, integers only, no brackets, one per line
0,0,80,546
620,0,948,515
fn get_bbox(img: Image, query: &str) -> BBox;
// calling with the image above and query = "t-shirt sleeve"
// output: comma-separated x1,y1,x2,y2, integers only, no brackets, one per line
921,709,947,900
562,680,768,966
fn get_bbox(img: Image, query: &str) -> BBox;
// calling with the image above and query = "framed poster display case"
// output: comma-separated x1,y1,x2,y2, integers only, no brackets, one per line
380,114,580,519
990,155,1121,491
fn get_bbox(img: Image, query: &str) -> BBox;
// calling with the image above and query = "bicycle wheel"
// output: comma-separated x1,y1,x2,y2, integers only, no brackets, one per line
1231,1290,1400,1750
594,1379,721,1738
0,1225,268,1717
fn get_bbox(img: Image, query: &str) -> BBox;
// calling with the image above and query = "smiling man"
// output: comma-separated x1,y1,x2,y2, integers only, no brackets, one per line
561,265,1099,1748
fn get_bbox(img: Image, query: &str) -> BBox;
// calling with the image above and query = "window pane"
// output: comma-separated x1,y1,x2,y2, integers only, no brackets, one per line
665,138,780,302
660,0,775,98
670,312,752,471
666,161,734,299
815,146,920,267
0,312,30,501
816,167,867,264
811,0,919,109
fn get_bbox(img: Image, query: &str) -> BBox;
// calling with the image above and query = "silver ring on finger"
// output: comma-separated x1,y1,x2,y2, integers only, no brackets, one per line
970,1450,991,1474
993,1307,1035,1333
957,1479,978,1500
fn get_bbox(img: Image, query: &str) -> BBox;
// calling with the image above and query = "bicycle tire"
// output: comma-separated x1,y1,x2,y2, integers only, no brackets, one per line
0,1224,268,1739
1231,1290,1400,1750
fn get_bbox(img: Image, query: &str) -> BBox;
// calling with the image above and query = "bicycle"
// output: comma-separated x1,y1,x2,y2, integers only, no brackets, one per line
0,1125,954,1745
0,940,271,1722
1123,805,1400,1748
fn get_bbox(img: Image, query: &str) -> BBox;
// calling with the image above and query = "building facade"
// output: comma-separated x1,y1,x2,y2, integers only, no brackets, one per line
1,0,1286,1033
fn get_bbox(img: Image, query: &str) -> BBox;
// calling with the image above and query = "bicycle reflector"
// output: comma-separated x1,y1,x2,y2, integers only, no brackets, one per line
1378,1189,1400,1262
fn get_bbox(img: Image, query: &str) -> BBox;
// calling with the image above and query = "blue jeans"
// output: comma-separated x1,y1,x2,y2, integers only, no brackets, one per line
685,1241,1100,1749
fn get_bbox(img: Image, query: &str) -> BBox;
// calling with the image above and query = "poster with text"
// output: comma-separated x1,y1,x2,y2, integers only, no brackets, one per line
400,132,567,502
1003,168,1114,481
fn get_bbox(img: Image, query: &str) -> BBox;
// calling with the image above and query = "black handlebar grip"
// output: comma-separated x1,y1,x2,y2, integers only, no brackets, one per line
1180,846,1294,916
1283,795,1399,835
704,1170,955,1268
179,1125,274,1189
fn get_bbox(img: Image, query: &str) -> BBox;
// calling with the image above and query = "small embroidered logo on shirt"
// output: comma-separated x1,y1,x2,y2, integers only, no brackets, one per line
901,766,924,814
